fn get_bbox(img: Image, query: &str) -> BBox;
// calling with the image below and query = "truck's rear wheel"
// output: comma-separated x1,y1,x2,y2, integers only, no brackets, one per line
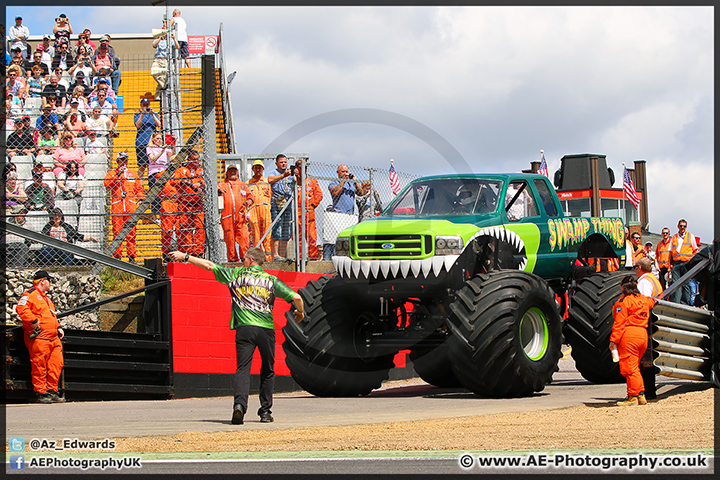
565,271,626,384
446,271,562,397
409,343,462,388
281,276,395,397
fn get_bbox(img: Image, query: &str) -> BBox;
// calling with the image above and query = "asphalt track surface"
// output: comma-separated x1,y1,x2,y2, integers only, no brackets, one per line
5,351,714,475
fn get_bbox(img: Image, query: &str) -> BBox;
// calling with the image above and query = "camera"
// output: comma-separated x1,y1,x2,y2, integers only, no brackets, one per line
289,165,296,175
348,173,355,180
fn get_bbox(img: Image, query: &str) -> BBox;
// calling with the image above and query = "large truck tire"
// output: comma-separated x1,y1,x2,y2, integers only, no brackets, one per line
409,343,462,388
446,270,563,397
282,275,395,397
565,271,626,384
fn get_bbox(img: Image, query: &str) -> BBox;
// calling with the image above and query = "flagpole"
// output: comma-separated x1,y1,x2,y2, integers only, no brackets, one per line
621,162,626,223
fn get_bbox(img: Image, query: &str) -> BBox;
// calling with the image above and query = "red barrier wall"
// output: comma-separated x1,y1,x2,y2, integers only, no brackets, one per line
167,263,328,376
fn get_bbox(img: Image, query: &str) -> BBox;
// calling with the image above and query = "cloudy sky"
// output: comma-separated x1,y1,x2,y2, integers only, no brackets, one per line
8,6,714,242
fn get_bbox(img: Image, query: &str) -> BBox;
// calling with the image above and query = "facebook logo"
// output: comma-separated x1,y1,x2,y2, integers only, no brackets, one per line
9,437,25,452
9,455,25,470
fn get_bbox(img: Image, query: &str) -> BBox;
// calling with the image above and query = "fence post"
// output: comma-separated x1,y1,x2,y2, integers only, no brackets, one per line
201,54,222,263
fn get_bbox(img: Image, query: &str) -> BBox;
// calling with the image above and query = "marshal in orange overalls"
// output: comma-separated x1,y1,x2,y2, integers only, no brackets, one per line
248,175,273,262
296,176,323,260
16,285,63,395
103,162,144,260
156,171,179,257
175,163,206,256
219,172,254,262
610,294,656,397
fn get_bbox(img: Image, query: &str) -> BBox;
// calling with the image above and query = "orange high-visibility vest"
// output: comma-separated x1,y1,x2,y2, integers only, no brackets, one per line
671,232,696,263
638,272,663,298
655,239,672,269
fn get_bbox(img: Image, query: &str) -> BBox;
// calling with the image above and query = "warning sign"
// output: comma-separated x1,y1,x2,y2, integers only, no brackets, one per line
188,35,219,55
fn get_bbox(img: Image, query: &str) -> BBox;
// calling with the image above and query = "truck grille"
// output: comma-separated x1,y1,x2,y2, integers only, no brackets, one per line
355,234,431,258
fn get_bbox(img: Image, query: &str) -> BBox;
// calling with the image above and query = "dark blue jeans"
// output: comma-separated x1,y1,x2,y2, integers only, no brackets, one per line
233,325,275,416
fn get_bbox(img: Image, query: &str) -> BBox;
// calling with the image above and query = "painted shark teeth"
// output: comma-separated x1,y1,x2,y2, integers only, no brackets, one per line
468,226,528,271
333,255,460,280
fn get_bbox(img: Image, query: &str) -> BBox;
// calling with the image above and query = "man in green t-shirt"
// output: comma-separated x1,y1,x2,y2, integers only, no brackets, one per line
169,247,304,425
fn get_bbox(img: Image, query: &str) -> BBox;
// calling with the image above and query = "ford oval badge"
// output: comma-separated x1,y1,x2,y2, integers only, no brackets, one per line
382,243,394,249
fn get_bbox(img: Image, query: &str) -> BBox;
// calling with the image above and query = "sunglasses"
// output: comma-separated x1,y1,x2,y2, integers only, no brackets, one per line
632,236,641,240
679,224,687,228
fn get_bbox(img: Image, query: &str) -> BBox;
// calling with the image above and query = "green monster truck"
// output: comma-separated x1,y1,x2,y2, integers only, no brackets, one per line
282,173,627,397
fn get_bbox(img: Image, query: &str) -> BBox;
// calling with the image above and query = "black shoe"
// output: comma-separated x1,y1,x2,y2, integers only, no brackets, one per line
259,413,274,423
37,393,53,404
231,407,244,425
48,391,66,403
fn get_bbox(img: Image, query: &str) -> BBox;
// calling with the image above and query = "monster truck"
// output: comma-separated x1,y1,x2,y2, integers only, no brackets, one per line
282,173,627,397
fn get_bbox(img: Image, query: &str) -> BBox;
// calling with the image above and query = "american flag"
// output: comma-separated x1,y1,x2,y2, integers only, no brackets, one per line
537,151,549,178
389,161,401,195
623,166,640,209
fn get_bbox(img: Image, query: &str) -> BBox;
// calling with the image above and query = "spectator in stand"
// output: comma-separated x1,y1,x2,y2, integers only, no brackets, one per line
7,65,26,104
26,64,47,98
52,131,87,176
89,78,116,101
146,132,175,215
39,207,98,266
89,88,118,125
37,126,58,156
9,16,30,59
7,116,36,159
668,219,699,305
36,45,53,74
325,163,357,259
68,50,96,84
150,18,179,99
655,227,672,289
103,152,144,263
293,159,323,260
42,74,67,110
25,162,56,194
79,29,97,51
92,38,121,93
62,96,86,122
4,171,27,210
36,104,60,134
6,91,23,122
68,86,91,115
248,160,274,262
73,32,94,58
219,166,254,262
27,50,50,78
56,160,85,214
175,150,206,256
24,168,55,212
267,154,293,261
135,98,161,179
83,130,105,156
170,9,191,68
62,107,87,138
40,35,55,62
85,105,114,138
51,39,75,74
52,14,73,47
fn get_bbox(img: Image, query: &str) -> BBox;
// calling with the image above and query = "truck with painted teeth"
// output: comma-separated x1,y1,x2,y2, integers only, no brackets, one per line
282,172,627,397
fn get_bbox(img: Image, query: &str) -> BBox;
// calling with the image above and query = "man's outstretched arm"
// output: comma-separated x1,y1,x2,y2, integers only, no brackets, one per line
168,251,215,271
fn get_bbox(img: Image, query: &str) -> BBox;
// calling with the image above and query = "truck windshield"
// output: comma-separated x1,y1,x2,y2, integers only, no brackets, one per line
385,178,502,216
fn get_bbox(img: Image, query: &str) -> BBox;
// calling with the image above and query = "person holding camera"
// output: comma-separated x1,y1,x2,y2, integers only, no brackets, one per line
135,98,161,180
52,14,73,47
325,164,358,259
56,160,84,212
267,154,294,261
68,47,96,83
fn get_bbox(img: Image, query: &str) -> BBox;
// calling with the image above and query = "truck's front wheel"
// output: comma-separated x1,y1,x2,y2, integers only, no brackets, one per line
446,271,563,397
281,276,395,397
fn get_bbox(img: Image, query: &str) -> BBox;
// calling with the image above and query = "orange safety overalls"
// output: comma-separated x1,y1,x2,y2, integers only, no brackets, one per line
610,294,656,396
175,166,206,256
219,179,253,262
16,287,63,394
248,176,273,261
157,171,179,256
103,167,144,259
296,177,323,260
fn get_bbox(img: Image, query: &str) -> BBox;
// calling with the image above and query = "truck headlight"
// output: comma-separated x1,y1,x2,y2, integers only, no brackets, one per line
336,237,350,256
435,235,463,255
